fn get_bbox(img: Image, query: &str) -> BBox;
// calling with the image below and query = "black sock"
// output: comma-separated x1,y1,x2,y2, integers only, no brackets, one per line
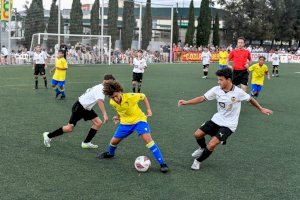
48,127,64,138
84,128,98,143
44,78,47,87
196,137,206,148
196,147,213,162
138,83,142,93
276,69,279,75
204,71,208,76
35,79,38,87
272,69,275,74
132,87,136,93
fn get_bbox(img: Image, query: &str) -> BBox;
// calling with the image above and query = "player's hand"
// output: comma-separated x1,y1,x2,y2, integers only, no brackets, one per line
178,100,187,107
227,65,233,69
147,109,152,117
112,116,120,125
45,64,48,69
267,75,271,80
103,113,109,124
260,108,273,116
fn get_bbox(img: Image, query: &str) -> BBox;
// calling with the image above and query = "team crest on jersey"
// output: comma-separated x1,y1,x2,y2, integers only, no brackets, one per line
231,97,237,102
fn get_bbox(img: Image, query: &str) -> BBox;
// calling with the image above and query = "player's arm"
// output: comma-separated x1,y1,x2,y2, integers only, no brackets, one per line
227,51,233,69
178,96,206,107
143,96,152,117
97,100,108,123
245,52,252,69
249,97,273,115
49,66,55,74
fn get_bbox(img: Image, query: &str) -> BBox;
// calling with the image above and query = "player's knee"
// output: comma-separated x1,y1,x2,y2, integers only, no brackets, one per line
207,138,221,151
194,129,204,138
63,125,73,133
34,76,38,79
93,120,103,128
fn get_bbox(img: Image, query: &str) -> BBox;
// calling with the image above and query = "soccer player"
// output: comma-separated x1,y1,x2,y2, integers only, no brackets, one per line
271,50,280,77
42,75,115,148
97,81,169,173
201,47,212,79
132,50,147,93
178,68,273,170
218,46,229,69
50,50,68,99
228,37,252,92
33,45,48,89
249,56,270,98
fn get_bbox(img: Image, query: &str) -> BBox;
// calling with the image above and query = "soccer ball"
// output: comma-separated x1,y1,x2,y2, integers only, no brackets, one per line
134,156,151,172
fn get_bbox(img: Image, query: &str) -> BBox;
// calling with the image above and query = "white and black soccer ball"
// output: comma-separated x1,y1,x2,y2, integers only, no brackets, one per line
134,156,151,172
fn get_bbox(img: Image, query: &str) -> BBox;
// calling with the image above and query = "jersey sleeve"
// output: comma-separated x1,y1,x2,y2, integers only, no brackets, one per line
228,51,234,60
132,93,146,103
248,64,255,72
204,87,217,101
238,89,251,102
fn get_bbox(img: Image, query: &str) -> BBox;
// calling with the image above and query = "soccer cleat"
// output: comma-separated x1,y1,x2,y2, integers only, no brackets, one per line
191,159,201,170
81,142,98,149
160,163,169,173
34,85,38,89
97,152,114,159
272,74,275,77
60,95,66,100
191,148,204,158
276,74,279,77
55,93,60,99
202,76,207,79
43,132,51,148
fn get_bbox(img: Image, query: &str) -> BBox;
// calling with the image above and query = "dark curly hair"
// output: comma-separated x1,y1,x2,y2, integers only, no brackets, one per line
103,81,123,96
103,74,115,81
215,68,233,80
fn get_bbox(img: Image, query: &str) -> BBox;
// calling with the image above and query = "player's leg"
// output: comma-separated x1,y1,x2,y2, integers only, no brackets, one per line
255,85,263,98
34,66,39,89
132,73,138,93
203,65,208,79
97,125,133,158
275,66,279,77
51,79,61,98
40,65,47,88
82,112,103,149
240,70,249,92
58,81,66,99
251,84,258,97
137,74,143,93
191,129,207,157
272,65,275,76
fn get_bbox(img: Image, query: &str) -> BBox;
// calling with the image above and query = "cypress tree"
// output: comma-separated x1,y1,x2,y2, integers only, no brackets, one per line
70,0,83,35
196,0,211,46
47,0,64,48
121,0,135,50
173,8,179,44
212,12,220,47
141,0,152,50
107,0,119,49
185,0,195,45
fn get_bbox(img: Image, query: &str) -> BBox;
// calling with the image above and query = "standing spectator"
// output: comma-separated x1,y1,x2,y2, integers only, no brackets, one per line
1,45,9,64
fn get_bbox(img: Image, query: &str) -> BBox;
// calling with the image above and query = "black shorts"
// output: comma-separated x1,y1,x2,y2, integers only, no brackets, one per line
69,101,98,126
203,64,209,69
233,70,249,86
34,64,46,76
200,120,233,142
132,72,143,83
273,65,279,68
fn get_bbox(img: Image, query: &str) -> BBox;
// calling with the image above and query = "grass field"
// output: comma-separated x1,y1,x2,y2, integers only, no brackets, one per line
0,63,299,200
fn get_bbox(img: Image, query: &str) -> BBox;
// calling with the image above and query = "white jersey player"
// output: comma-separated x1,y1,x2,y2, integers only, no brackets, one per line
201,48,212,79
42,75,116,149
132,50,147,93
33,45,48,89
178,68,273,170
271,50,280,77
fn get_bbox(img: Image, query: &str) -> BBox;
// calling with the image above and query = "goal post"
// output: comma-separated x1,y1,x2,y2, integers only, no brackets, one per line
30,33,112,65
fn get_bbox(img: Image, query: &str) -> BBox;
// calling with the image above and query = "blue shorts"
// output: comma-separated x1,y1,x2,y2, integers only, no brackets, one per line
113,121,151,139
219,65,228,70
251,84,263,93
51,79,65,88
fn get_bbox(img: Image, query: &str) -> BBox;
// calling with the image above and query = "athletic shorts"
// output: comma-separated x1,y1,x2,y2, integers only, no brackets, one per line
68,101,98,126
51,79,65,88
132,72,143,83
219,65,228,70
34,64,46,76
273,65,279,68
251,84,263,93
233,70,249,86
200,120,233,142
203,64,209,69
113,121,151,139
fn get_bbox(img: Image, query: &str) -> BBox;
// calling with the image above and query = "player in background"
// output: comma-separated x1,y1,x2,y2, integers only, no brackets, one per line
248,56,270,98
132,50,147,93
50,50,68,99
43,75,115,148
201,47,212,79
97,81,169,173
218,46,229,69
228,37,252,92
271,50,280,77
33,45,48,89
178,68,273,170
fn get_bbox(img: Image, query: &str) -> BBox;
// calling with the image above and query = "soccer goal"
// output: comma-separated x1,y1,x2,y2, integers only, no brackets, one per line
30,33,112,65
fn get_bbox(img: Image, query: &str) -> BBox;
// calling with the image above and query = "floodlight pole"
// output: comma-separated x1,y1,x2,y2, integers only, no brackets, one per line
58,0,61,45
170,6,174,63
138,3,142,50
101,0,104,63
8,0,11,64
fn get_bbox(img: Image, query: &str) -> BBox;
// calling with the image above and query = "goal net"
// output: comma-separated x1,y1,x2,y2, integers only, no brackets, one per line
30,33,111,65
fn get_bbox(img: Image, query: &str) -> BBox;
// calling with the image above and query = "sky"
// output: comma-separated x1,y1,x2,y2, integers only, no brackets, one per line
14,0,220,11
